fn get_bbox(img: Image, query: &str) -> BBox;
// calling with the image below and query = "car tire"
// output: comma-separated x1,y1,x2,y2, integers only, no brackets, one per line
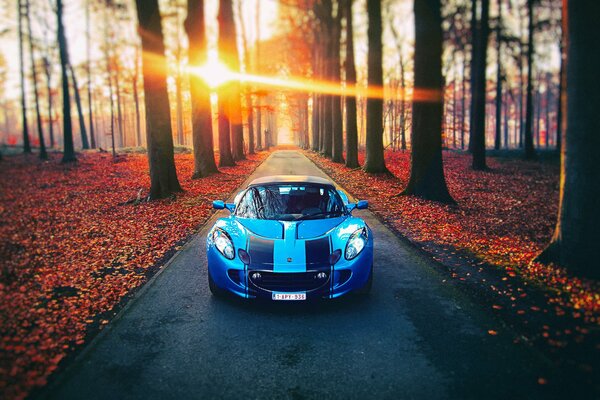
208,270,226,298
355,265,373,296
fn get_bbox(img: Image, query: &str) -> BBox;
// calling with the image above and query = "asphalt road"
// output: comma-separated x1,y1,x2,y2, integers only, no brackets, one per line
41,150,560,400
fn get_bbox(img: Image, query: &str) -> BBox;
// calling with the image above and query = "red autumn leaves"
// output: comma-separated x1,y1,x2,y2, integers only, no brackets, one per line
0,150,268,400
305,150,600,324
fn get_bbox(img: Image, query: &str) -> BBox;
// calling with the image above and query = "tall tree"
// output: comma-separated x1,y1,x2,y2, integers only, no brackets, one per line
171,0,185,146
363,0,387,173
237,0,254,154
25,0,47,159
132,45,142,146
523,0,536,159
216,0,236,167
57,0,75,163
69,64,90,149
103,3,116,156
494,0,503,150
86,0,96,149
185,0,219,178
42,57,55,148
401,0,454,204
467,0,477,152
537,0,600,279
255,0,262,150
344,0,359,168
331,3,344,164
222,0,244,161
471,0,490,170
17,0,31,154
135,0,182,198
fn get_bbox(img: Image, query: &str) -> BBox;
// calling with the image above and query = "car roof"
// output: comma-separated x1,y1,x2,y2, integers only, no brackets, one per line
247,175,334,187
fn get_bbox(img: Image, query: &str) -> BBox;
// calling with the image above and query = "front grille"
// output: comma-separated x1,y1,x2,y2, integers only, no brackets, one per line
249,270,330,292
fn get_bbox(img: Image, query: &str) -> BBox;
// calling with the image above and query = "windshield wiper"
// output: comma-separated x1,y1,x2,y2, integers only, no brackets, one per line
296,211,343,220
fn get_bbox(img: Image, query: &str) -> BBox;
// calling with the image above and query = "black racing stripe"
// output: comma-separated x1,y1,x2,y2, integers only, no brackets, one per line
305,237,330,267
248,236,274,271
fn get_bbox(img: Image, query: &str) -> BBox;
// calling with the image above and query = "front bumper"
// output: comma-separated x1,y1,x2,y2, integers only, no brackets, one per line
207,244,373,300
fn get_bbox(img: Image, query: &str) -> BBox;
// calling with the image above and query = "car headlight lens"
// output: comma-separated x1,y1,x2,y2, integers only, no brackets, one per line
212,228,235,259
345,228,367,260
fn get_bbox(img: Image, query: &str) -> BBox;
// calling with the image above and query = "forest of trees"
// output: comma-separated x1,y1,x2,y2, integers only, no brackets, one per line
0,0,598,278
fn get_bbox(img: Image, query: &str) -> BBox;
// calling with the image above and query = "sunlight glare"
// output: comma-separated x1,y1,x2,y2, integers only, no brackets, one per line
190,50,235,89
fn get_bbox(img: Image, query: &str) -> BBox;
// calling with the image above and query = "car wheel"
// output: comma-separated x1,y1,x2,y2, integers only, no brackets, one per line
355,265,373,296
208,270,226,298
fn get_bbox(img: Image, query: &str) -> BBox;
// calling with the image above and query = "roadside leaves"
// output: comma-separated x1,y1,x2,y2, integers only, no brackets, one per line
0,150,268,399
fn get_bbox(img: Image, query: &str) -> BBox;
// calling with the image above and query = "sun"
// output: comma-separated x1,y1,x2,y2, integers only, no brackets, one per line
189,50,235,89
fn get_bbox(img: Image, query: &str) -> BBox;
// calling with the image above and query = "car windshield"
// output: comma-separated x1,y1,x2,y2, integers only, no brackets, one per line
235,184,347,221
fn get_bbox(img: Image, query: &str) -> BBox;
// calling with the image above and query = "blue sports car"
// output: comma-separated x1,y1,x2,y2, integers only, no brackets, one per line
206,175,373,300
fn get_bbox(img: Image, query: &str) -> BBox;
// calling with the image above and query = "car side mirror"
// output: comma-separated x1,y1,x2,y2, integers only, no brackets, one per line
347,200,368,213
213,200,236,213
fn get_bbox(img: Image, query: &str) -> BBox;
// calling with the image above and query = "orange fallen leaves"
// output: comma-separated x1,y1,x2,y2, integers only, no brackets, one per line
305,149,600,326
0,150,268,399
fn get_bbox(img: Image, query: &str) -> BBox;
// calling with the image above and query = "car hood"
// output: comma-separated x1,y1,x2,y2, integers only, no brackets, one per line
235,216,347,240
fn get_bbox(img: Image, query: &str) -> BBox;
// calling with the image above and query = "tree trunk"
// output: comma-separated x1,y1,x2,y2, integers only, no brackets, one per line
400,50,407,150
69,64,89,150
537,0,600,279
311,93,319,151
104,6,116,157
556,42,564,153
18,0,31,154
534,83,541,147
43,58,55,148
114,59,124,147
344,0,359,168
175,73,184,146
174,0,184,146
331,10,344,163
26,0,47,159
545,72,551,148
236,0,254,155
503,89,509,148
494,0,503,151
303,98,310,149
363,0,387,173
57,0,75,163
133,47,142,147
471,0,490,170
135,0,182,199
86,0,95,149
402,0,454,204
467,0,478,153
322,30,333,158
461,52,466,150
254,0,262,151
523,0,536,159
216,0,237,166
185,0,219,178
452,63,458,148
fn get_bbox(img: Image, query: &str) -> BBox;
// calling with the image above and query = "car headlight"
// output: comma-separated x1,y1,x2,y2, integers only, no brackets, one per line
212,228,235,259
345,228,368,260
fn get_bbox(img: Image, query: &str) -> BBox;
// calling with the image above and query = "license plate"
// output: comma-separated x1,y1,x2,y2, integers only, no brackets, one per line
272,292,306,301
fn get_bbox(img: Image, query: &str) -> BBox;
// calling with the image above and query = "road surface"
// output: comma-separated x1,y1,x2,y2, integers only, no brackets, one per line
41,150,560,399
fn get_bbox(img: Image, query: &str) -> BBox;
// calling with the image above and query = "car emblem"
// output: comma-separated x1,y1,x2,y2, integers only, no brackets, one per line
287,257,292,262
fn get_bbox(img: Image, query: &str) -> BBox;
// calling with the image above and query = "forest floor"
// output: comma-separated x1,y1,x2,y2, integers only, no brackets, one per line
0,148,270,400
304,149,600,386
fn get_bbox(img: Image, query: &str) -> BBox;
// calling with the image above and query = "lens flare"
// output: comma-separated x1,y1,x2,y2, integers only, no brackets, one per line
189,58,236,89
